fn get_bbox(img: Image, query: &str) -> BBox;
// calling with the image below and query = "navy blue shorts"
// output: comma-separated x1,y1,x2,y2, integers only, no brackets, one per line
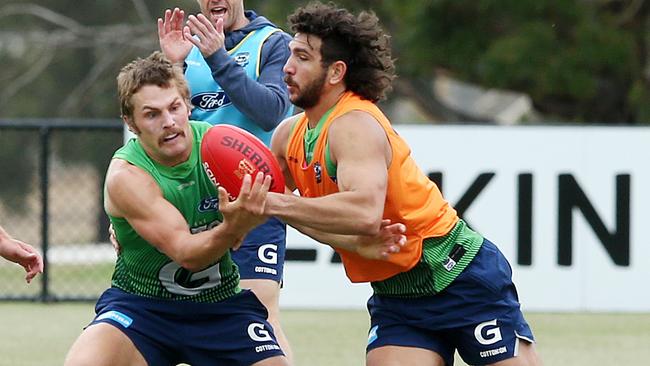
232,216,286,282
366,239,534,365
90,287,284,365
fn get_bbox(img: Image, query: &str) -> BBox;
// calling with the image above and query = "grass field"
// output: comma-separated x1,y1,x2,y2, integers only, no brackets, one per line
1,302,650,365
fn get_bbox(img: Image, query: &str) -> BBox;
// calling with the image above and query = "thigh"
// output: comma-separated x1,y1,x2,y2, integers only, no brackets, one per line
252,355,290,366
367,346,445,366
64,323,146,366
489,341,542,366
232,216,286,282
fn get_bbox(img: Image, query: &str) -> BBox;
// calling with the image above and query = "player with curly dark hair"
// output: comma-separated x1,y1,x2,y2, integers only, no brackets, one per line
287,1,395,104
266,2,543,365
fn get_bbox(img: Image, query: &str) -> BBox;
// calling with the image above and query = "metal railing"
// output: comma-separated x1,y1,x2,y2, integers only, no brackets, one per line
0,119,123,302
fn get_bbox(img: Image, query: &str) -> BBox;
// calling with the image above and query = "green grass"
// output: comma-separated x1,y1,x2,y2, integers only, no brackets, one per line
1,302,650,365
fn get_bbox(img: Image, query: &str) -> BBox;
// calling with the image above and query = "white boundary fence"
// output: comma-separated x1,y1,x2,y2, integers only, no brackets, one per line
279,125,650,312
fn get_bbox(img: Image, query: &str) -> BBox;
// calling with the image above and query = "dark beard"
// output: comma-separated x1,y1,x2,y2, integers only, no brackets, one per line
292,72,327,109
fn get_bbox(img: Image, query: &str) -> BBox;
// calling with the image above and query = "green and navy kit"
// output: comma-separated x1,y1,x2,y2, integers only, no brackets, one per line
108,121,239,303
372,220,483,297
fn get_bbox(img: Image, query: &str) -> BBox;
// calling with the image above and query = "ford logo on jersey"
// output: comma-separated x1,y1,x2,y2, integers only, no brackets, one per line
192,92,231,111
198,197,219,212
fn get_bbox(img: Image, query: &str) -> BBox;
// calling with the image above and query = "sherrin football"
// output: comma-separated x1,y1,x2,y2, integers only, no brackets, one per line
201,125,285,199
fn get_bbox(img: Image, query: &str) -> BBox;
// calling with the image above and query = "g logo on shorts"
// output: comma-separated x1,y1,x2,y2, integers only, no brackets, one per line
474,319,503,345
257,244,278,265
248,322,273,342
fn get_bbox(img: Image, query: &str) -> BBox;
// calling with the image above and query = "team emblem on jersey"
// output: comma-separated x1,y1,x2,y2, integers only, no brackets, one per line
314,162,322,183
233,52,250,68
191,91,232,111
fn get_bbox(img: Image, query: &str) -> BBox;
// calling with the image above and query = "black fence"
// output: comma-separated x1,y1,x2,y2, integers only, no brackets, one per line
0,119,124,302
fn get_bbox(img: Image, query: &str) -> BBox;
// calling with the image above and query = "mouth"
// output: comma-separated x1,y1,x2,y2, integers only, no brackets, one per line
161,132,181,144
284,77,297,89
210,6,227,17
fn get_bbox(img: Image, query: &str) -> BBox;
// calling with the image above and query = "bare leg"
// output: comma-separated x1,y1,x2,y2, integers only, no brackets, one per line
64,323,147,366
489,341,542,366
367,345,446,366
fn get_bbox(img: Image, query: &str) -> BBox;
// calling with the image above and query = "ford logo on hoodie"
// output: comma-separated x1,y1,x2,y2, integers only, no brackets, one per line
191,92,231,111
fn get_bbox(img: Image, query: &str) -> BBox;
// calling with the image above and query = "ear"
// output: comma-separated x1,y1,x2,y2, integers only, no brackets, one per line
122,115,140,135
328,61,347,85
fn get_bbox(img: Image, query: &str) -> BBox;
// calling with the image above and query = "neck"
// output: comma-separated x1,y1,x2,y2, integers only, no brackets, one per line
230,10,250,31
231,17,249,31
305,87,346,129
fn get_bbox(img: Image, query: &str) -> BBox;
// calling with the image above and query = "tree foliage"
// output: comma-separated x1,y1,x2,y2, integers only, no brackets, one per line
0,0,648,123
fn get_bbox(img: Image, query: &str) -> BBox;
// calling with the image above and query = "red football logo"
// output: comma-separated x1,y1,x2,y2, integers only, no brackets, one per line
201,125,285,199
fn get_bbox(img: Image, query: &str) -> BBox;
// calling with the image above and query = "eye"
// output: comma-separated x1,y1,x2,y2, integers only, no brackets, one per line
145,111,158,119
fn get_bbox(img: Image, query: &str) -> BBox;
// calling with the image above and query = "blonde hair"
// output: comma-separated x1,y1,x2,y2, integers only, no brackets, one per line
116,51,190,120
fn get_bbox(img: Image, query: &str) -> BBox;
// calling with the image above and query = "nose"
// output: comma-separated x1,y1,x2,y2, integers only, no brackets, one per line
282,57,294,75
161,109,176,128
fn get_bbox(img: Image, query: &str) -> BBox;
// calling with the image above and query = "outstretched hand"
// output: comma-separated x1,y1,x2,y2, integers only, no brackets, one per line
0,238,44,283
158,8,193,64
218,172,271,247
184,13,225,58
355,219,406,260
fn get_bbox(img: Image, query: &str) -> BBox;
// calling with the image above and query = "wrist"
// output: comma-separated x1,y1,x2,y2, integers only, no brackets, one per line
215,221,246,247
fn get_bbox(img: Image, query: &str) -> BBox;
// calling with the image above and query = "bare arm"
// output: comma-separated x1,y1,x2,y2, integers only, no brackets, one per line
0,225,44,283
291,219,406,260
266,110,391,236
268,112,404,259
105,159,270,272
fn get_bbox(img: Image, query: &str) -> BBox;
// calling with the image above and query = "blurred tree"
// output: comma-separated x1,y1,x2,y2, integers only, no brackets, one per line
0,0,647,123
1,0,647,231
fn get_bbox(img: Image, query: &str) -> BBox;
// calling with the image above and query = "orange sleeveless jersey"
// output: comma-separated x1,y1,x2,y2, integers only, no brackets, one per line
286,92,459,282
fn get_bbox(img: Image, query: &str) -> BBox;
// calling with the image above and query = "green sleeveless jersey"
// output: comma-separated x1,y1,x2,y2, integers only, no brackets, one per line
371,220,483,297
108,121,240,303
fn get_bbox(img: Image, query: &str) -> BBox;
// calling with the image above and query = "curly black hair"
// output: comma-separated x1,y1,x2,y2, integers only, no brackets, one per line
288,1,396,102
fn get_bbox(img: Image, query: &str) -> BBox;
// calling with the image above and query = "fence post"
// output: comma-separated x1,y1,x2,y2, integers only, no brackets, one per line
39,126,51,302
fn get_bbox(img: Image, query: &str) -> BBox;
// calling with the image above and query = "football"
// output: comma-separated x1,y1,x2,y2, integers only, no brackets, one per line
201,125,285,199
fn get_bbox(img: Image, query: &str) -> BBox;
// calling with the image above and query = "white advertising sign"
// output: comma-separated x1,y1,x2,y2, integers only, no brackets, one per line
280,125,650,312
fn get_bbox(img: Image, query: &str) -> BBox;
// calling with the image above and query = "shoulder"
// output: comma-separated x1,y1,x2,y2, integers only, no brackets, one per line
275,114,302,139
261,27,291,52
272,113,303,152
266,28,291,44
330,110,383,133
281,113,303,132
106,159,156,197
105,159,160,217
328,110,388,150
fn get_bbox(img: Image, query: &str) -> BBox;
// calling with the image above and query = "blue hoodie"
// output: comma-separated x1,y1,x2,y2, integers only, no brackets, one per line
195,10,292,133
